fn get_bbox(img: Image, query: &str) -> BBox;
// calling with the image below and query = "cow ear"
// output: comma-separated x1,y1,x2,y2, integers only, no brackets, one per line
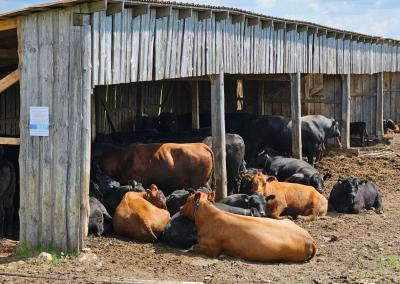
193,192,202,203
267,176,277,182
265,195,275,202
150,184,158,192
208,191,216,202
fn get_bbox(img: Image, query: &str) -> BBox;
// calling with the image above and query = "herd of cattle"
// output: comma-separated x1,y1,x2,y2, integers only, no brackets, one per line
87,112,389,263
0,112,397,262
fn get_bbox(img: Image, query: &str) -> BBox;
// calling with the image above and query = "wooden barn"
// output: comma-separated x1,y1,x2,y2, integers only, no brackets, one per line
0,0,400,253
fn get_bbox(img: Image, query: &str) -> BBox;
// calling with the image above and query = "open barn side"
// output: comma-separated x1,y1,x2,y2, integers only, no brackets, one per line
384,72,400,122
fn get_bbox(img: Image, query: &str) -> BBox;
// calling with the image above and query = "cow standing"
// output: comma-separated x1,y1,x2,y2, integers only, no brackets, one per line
100,143,214,195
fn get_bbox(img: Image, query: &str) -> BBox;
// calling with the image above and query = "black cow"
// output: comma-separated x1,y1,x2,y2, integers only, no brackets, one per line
90,165,145,216
162,212,198,249
88,197,112,236
350,122,369,146
328,177,383,214
203,134,245,194
384,118,396,131
0,148,16,237
166,188,211,216
243,115,341,165
261,155,329,193
218,193,266,217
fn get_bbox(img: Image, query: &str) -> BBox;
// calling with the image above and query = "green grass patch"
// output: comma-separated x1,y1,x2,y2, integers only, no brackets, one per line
15,243,76,265
386,255,400,272
357,270,379,280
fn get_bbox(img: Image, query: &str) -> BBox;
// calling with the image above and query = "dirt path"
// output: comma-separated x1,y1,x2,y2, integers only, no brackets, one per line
1,136,400,283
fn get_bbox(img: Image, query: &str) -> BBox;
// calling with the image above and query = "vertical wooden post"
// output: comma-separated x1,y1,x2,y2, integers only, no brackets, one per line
291,72,302,159
211,71,227,201
341,74,351,148
191,81,200,129
258,80,265,115
376,72,384,140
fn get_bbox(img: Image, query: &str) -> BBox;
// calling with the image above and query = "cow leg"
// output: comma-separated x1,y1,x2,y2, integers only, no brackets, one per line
194,241,221,258
5,205,14,237
270,204,287,220
140,219,158,242
297,214,317,221
360,133,364,147
373,194,384,214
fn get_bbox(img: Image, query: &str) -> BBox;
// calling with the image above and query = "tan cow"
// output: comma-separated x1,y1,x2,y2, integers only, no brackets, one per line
100,143,214,195
180,191,317,262
245,172,327,221
113,185,170,241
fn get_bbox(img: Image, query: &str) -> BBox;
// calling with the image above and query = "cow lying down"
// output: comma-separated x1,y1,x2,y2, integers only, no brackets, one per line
113,185,170,242
89,197,112,236
180,191,317,262
162,190,267,249
329,177,384,214
245,172,327,221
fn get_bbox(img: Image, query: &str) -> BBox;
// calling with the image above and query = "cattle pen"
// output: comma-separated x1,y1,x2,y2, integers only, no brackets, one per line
0,0,400,254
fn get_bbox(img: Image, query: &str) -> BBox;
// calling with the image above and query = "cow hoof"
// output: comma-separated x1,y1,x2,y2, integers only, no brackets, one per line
375,210,384,215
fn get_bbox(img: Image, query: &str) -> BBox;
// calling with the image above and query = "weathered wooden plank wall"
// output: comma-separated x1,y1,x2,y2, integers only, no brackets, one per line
384,72,400,122
0,83,19,136
350,74,377,135
89,7,400,87
18,6,91,253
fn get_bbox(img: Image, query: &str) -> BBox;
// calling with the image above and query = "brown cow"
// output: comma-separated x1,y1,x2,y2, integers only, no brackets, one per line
245,172,327,221
180,191,317,262
100,143,213,195
113,185,170,241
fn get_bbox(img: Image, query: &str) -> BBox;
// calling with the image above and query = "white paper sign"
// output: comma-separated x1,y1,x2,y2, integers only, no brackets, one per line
30,106,49,136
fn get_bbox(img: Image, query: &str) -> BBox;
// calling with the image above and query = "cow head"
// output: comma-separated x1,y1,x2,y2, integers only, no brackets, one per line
309,173,325,194
384,119,396,130
248,193,266,217
145,184,168,210
180,191,215,220
335,177,360,212
247,172,276,196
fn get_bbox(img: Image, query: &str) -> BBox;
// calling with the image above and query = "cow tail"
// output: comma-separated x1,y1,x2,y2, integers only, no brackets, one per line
204,145,215,190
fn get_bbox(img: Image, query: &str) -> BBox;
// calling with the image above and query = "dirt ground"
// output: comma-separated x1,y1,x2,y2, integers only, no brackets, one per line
1,136,400,283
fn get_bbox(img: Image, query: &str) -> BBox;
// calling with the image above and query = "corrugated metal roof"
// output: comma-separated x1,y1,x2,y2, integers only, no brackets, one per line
0,0,398,42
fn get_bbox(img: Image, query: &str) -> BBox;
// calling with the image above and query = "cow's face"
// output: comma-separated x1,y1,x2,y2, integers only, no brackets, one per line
385,119,396,130
329,120,341,138
180,191,215,219
145,184,168,210
248,193,266,217
309,173,324,193
337,177,359,211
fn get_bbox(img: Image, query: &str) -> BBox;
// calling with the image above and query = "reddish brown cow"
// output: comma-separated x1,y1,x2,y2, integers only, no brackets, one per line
245,172,327,221
180,191,317,262
100,143,214,194
113,185,170,241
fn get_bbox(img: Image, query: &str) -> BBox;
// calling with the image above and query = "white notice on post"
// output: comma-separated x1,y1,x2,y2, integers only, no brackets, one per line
29,106,49,136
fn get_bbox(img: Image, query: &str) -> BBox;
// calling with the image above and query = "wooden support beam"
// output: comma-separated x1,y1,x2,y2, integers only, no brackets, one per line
198,10,212,21
0,49,18,60
291,72,302,160
215,11,228,22
179,8,192,19
73,14,91,26
0,19,17,32
211,71,227,201
156,6,172,19
341,74,351,149
0,137,20,145
106,1,124,16
232,14,245,24
248,17,260,27
191,81,200,130
0,69,19,94
132,4,150,17
376,72,384,140
80,0,107,13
